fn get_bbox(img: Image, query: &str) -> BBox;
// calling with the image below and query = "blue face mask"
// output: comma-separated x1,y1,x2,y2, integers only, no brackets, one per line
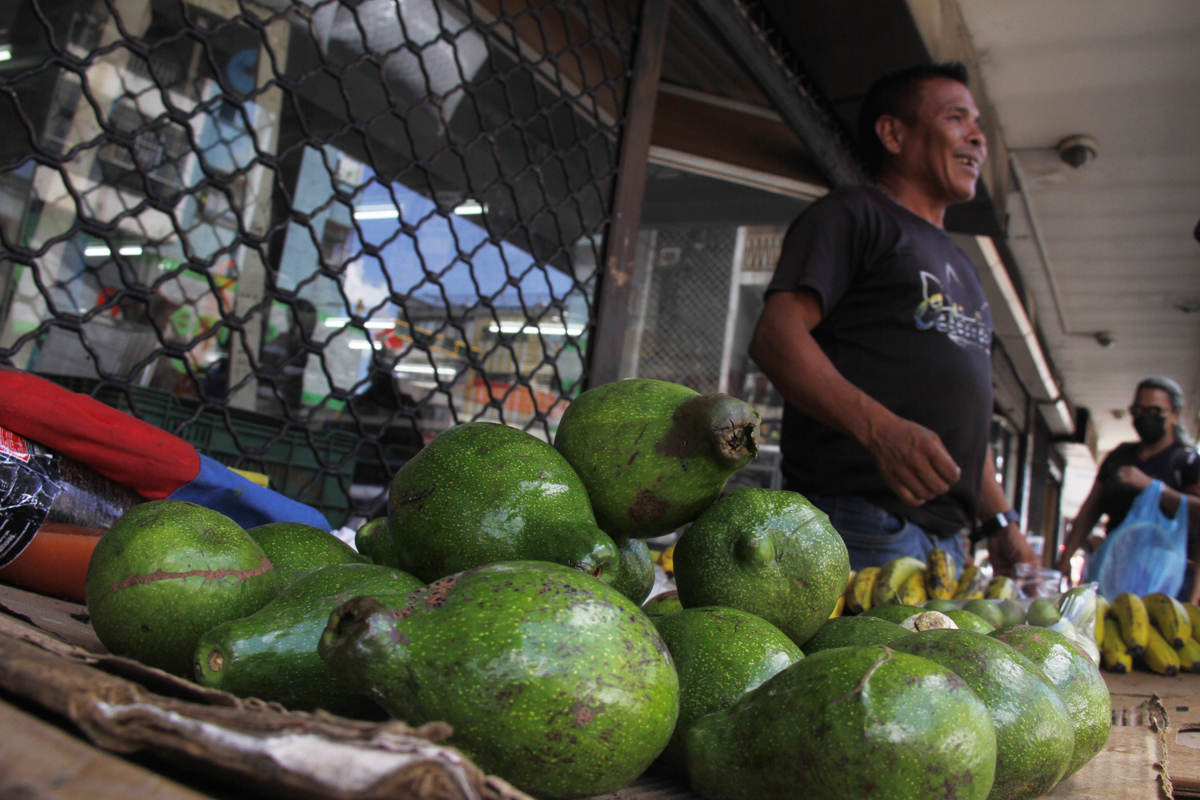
1133,414,1167,445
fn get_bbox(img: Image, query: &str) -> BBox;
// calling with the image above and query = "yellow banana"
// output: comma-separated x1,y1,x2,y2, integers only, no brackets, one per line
871,557,926,607
1141,625,1180,676
1101,618,1132,673
924,548,957,600
1094,595,1110,647
829,592,846,619
1143,593,1192,649
985,575,1017,600
1112,593,1150,656
1178,638,1200,673
954,565,987,600
895,569,929,606
660,544,675,574
1186,603,1200,636
846,567,879,615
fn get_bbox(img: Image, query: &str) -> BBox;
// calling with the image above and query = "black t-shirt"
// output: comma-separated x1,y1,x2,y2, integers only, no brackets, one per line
766,185,994,536
1096,441,1200,530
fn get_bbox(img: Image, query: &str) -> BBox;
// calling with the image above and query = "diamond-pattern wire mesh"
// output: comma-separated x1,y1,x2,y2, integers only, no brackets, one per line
632,224,736,396
0,0,638,525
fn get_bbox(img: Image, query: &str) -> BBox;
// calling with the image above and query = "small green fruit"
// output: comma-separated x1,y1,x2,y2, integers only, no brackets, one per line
86,500,279,675
247,521,364,589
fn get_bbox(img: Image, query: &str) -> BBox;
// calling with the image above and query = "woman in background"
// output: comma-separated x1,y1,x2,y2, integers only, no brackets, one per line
1057,375,1200,602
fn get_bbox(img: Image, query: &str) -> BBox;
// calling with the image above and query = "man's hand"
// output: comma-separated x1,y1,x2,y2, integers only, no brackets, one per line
989,523,1039,578
864,414,961,507
1113,465,1153,491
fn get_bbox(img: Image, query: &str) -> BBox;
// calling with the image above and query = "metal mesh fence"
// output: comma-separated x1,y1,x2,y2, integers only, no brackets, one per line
0,0,639,526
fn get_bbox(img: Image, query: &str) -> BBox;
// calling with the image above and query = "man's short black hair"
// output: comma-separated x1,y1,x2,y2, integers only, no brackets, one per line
857,62,970,178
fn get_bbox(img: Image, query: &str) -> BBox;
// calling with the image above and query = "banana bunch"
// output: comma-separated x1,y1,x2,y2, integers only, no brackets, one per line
1111,593,1149,657
845,567,879,615
1143,593,1192,649
1100,617,1132,673
1142,626,1180,676
953,565,988,600
871,557,927,607
984,575,1017,600
924,549,957,600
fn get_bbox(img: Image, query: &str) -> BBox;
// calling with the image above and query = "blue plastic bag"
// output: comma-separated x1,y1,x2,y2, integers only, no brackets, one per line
1091,480,1188,599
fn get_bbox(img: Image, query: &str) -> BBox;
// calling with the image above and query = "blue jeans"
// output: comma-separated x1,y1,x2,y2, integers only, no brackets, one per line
807,494,967,573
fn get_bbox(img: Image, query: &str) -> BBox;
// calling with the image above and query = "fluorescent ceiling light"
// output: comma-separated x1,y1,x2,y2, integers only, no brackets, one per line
488,322,584,336
0,47,11,63
453,201,486,215
394,364,457,376
353,205,400,220
84,245,143,257
325,317,394,329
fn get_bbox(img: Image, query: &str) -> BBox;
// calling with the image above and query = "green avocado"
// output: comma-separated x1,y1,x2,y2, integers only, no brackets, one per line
652,607,802,772
353,517,399,567
1026,598,1062,627
246,522,365,589
997,598,1027,627
643,590,684,616
318,561,679,799
946,609,996,634
673,488,849,647
963,599,1006,630
387,422,618,583
194,563,423,717
860,604,927,624
990,625,1111,777
890,629,1075,800
609,537,655,605
554,379,760,539
923,599,959,613
801,615,908,654
86,500,279,675
685,645,997,800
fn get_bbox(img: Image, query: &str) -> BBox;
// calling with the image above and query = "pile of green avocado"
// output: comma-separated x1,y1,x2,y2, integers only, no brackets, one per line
84,379,1111,800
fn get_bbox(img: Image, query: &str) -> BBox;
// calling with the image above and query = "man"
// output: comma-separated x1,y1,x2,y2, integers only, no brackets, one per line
749,62,1037,575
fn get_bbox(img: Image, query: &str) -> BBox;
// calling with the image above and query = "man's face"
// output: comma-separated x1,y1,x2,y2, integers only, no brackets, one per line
888,77,988,205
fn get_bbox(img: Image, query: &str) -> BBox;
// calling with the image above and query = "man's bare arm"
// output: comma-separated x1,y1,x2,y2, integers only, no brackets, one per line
1056,480,1103,576
748,290,961,507
978,445,1038,577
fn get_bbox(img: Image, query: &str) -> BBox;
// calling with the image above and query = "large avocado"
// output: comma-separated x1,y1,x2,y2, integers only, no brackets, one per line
801,615,908,654
685,645,997,800
990,625,1111,777
652,607,802,772
674,488,849,646
890,629,1075,800
86,500,279,675
554,379,760,539
246,522,365,589
194,563,423,717
318,561,679,799
387,422,618,583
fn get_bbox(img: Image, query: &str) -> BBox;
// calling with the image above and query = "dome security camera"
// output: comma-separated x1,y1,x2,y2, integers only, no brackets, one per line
1094,330,1116,348
1058,135,1098,168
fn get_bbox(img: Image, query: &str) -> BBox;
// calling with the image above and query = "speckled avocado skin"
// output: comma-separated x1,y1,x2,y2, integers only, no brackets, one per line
890,629,1075,800
318,560,679,800
991,625,1111,777
387,422,618,583
553,379,760,539
685,645,997,800
801,615,908,654
354,517,399,567
673,488,850,647
652,607,802,772
609,537,655,604
86,500,279,675
246,522,365,589
194,563,423,717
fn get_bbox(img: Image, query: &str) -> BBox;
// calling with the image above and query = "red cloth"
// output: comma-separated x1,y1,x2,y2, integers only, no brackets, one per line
0,372,199,500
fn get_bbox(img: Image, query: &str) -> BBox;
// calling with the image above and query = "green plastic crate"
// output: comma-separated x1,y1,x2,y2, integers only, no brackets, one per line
43,376,356,527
